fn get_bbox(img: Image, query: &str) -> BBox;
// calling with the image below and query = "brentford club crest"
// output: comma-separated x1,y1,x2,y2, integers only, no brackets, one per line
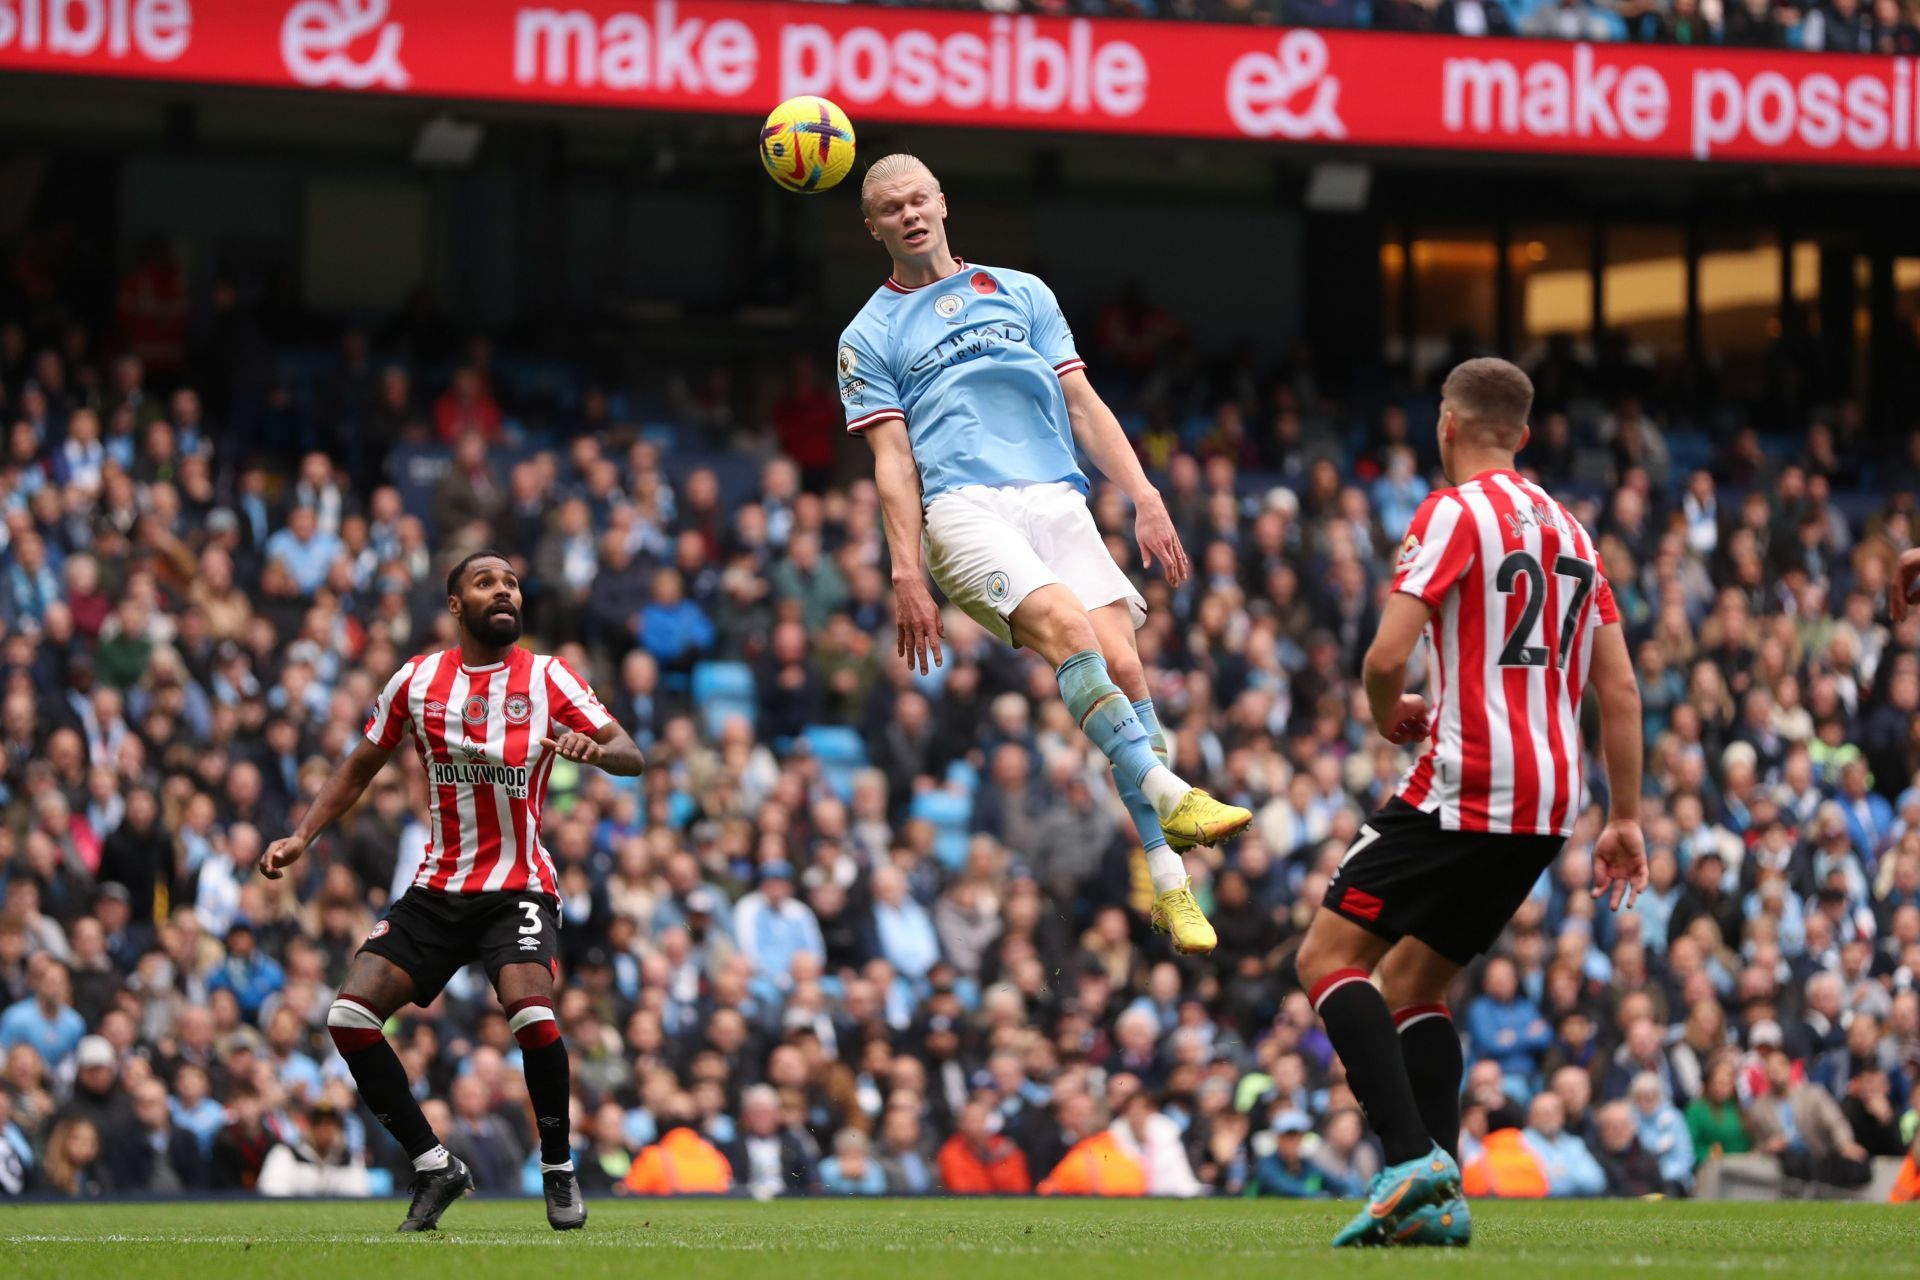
462,694,490,726
367,920,390,941
504,694,531,725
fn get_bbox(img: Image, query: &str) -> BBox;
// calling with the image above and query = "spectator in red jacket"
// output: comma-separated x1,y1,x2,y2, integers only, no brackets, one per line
937,1099,1032,1195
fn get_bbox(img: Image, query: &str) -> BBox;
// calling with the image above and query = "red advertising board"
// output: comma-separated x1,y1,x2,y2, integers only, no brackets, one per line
2,0,1918,167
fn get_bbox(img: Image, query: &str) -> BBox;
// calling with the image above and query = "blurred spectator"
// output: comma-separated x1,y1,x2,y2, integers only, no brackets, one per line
819,1127,889,1196
1684,1054,1753,1167
258,1103,370,1197
1593,1101,1664,1196
936,1100,1031,1194
1254,1109,1345,1197
721,1085,816,1197
1748,1046,1872,1190
1521,1092,1607,1196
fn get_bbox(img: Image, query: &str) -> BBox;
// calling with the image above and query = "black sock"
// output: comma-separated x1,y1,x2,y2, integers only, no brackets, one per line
519,1037,573,1165
1311,969,1432,1166
1395,1006,1463,1165
341,1040,439,1160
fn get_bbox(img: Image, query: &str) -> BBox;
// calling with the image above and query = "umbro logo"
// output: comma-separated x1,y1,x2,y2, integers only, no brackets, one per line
519,937,541,951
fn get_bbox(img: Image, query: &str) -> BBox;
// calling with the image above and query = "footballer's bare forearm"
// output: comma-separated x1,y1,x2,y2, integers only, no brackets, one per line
1597,686,1644,822
1062,371,1155,504
292,739,393,843
1362,593,1432,734
589,722,647,777
1363,662,1409,737
1589,623,1643,822
867,421,929,582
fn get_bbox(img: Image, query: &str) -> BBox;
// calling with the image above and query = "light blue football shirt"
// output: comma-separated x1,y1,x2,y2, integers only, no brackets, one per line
837,259,1089,505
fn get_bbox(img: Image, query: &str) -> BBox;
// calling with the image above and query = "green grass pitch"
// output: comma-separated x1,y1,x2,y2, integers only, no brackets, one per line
3,1198,1916,1280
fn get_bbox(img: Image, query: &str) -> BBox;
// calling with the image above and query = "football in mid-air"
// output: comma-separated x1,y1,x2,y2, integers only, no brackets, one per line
759,95,855,193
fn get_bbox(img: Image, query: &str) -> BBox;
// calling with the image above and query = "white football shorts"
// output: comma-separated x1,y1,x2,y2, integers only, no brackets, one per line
921,480,1145,646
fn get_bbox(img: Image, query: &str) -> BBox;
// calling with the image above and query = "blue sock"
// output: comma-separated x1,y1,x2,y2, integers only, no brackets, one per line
1115,770,1169,853
1057,651,1162,791
1132,698,1170,767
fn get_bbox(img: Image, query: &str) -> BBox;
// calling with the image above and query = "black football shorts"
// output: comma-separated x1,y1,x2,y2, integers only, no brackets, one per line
1321,798,1566,966
358,887,560,1002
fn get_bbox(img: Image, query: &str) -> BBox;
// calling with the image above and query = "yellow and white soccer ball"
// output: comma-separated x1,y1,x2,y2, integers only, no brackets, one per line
759,95,856,194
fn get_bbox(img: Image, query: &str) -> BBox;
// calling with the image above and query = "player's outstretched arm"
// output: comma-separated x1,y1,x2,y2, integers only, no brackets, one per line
1059,370,1188,586
1588,621,1648,910
541,720,645,777
1361,593,1435,745
259,737,395,879
865,419,943,675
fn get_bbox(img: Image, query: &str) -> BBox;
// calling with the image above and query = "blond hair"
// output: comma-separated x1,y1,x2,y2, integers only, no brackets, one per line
859,153,938,217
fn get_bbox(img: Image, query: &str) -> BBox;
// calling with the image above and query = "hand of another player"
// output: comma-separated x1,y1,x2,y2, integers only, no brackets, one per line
1591,818,1649,911
1378,693,1430,745
1135,496,1190,587
541,731,604,765
1890,547,1920,623
894,577,945,676
258,834,308,881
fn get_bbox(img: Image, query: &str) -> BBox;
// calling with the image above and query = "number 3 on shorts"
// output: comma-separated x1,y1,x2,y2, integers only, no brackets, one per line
518,901,542,935
1336,825,1381,877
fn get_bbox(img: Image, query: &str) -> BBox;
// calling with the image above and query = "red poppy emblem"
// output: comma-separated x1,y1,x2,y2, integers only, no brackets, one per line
970,272,997,295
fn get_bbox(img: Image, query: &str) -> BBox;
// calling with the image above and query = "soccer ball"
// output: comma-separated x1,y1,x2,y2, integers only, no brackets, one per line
759,95,855,194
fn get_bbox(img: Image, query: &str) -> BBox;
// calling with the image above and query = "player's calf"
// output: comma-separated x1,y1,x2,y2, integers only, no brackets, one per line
326,995,450,1174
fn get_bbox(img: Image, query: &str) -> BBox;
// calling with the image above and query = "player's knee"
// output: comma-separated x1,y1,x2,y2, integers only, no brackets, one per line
1102,643,1144,696
326,996,388,1054
1015,588,1097,663
506,996,562,1051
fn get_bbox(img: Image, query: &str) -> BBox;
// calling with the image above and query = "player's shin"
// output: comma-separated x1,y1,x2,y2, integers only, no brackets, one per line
1308,970,1433,1167
1115,771,1186,892
1058,651,1185,815
1131,698,1172,769
1395,1004,1464,1164
507,996,574,1168
327,997,446,1168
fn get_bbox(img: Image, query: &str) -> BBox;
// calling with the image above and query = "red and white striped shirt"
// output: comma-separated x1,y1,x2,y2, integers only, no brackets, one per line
1391,469,1619,837
364,646,612,898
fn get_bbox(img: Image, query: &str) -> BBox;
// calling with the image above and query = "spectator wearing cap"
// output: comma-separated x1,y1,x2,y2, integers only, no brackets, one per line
1253,1109,1336,1198
0,959,86,1071
734,862,824,998
203,923,285,1025
57,1034,133,1137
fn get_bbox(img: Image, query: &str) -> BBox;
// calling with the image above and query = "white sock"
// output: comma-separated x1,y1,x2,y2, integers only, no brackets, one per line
413,1145,451,1172
540,1159,576,1173
1147,845,1188,894
1140,764,1189,819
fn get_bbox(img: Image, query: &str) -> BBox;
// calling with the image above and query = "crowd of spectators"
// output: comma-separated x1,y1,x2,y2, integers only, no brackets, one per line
0,239,1917,1202
883,0,1920,52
